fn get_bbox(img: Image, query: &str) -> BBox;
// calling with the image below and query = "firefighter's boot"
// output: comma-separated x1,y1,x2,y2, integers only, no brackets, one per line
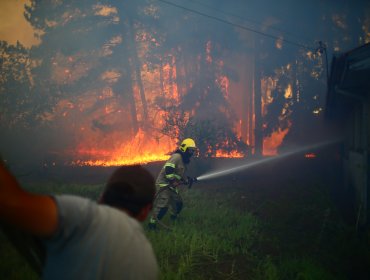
148,217,157,230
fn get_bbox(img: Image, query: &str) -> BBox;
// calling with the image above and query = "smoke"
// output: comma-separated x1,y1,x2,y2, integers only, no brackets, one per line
0,125,74,167
0,0,368,166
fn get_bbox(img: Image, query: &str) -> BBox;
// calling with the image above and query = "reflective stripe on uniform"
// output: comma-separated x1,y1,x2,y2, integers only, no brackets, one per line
165,173,182,180
165,173,175,179
164,162,176,168
169,186,179,193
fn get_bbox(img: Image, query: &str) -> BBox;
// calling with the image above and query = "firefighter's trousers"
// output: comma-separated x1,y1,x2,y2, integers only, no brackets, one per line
151,186,183,222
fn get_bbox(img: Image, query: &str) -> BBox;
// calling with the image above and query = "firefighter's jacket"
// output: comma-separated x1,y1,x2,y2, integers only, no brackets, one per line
155,153,187,189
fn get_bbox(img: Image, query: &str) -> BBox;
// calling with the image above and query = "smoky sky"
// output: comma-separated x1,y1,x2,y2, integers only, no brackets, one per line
164,0,369,49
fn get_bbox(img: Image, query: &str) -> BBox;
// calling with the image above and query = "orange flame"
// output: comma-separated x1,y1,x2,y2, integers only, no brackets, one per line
72,129,176,166
215,150,244,158
263,126,290,156
57,42,293,166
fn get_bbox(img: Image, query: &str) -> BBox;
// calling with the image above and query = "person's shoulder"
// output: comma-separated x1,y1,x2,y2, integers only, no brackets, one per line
53,194,98,216
53,194,93,205
170,152,182,160
167,153,183,165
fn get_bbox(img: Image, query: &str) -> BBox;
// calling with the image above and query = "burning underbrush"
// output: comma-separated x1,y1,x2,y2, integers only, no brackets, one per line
65,129,286,167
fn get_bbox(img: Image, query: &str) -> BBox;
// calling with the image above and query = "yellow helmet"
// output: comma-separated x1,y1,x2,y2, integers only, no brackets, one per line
179,138,196,152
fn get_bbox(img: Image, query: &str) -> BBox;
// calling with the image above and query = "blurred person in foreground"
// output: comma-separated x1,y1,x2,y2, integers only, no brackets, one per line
148,138,197,230
0,160,158,280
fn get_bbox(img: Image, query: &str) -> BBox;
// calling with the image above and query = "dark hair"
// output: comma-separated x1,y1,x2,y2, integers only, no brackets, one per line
100,165,156,216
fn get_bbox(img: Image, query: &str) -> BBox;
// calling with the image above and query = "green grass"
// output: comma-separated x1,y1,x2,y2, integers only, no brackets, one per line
0,231,39,280
0,182,367,279
23,182,104,200
146,190,259,279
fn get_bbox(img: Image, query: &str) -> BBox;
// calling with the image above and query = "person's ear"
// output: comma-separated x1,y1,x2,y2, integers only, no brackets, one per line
136,203,152,222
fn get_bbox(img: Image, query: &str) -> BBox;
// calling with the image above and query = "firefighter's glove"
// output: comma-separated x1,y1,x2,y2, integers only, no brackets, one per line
187,176,198,189
172,180,181,187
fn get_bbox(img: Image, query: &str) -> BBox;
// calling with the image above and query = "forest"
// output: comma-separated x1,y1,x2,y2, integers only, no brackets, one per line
0,0,369,167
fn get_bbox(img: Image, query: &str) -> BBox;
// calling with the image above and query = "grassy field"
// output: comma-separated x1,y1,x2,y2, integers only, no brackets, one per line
145,186,345,280
0,171,369,279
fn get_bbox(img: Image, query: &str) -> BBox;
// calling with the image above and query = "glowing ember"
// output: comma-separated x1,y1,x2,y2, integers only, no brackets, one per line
304,152,317,159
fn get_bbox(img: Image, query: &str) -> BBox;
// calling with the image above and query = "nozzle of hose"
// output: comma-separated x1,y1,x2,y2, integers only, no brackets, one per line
187,177,198,189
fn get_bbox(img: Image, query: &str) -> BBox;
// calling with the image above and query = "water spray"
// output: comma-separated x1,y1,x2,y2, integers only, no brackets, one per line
196,140,340,182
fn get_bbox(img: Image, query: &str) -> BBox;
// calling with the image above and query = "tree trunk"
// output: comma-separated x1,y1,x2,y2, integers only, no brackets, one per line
254,50,263,157
168,55,175,98
174,50,186,99
127,16,148,124
183,53,190,93
117,34,138,134
159,57,164,96
120,63,138,135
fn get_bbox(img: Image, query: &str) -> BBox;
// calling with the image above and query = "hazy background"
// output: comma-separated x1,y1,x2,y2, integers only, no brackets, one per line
0,0,369,168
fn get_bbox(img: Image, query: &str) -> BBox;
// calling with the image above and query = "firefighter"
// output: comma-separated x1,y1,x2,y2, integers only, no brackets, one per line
148,138,196,230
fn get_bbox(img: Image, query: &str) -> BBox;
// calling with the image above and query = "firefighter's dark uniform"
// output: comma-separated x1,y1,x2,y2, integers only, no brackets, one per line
149,152,187,226
149,138,196,229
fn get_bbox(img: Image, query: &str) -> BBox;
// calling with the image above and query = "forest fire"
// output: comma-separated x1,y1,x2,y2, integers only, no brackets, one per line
71,129,176,166
70,132,282,166
2,0,355,170
71,132,248,166
72,151,170,166
72,146,246,166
